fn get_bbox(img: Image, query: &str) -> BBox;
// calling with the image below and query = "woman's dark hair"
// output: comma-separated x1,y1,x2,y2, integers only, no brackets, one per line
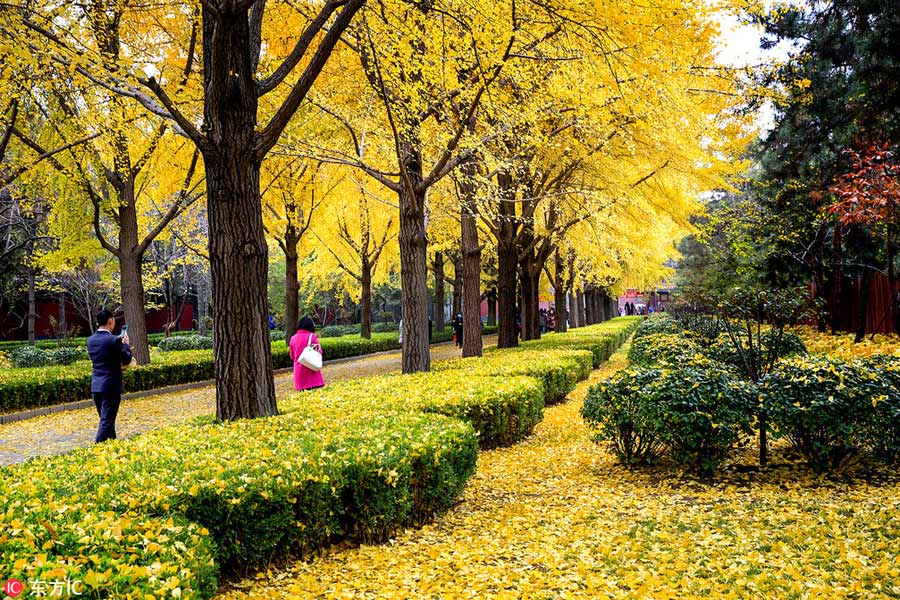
297,317,316,333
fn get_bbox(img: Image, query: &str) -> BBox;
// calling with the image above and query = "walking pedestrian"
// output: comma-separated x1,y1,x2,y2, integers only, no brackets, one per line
86,309,133,443
452,314,464,348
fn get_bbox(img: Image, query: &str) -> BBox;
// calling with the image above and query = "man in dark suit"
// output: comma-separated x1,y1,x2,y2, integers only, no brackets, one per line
86,309,133,443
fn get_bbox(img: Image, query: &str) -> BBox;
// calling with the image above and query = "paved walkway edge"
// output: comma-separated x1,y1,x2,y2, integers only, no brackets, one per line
0,341,458,425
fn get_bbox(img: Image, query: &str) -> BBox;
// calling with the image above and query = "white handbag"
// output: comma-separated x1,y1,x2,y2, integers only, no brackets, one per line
297,334,323,372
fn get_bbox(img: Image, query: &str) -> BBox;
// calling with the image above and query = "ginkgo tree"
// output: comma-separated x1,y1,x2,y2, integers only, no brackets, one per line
1,0,366,418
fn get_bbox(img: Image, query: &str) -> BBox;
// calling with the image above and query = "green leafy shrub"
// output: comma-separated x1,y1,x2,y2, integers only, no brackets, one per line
435,349,592,405
47,346,88,365
158,335,214,352
627,333,700,367
858,354,900,463
761,356,875,471
269,329,286,341
584,363,755,475
706,331,806,372
8,345,51,368
632,314,682,339
582,367,666,465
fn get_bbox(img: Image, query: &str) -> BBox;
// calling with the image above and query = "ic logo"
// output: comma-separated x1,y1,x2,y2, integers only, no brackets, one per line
3,578,24,597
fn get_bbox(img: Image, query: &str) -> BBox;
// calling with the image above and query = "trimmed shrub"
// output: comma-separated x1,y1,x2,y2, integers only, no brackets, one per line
3,406,478,575
761,356,876,471
584,362,755,475
269,329,286,341
158,335,214,352
289,374,545,449
632,314,682,339
858,354,900,463
705,331,806,372
8,345,51,368
0,496,218,599
627,332,701,367
434,349,593,405
583,367,667,465
47,346,88,365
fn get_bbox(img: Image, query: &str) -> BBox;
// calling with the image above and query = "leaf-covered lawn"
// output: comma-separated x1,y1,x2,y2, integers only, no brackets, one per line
0,340,485,466
218,343,900,599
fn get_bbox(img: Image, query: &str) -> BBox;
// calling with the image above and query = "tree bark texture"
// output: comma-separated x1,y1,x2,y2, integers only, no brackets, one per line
554,249,567,333
459,164,483,358
360,260,372,339
283,227,299,340
204,7,277,420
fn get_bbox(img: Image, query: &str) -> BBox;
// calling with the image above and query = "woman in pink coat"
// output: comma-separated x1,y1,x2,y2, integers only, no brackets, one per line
288,317,325,391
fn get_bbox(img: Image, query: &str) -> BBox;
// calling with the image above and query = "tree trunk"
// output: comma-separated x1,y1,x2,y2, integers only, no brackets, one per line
855,269,871,343
58,291,66,337
398,178,431,373
360,260,372,339
486,288,497,326
585,289,594,325
830,226,843,334
203,6,276,420
283,230,299,340
119,252,151,365
567,292,578,328
432,252,445,332
576,289,585,327
451,254,462,319
460,167,483,358
197,274,209,334
497,238,518,347
495,171,518,348
520,265,536,340
553,249,567,333
27,268,35,344
887,223,897,334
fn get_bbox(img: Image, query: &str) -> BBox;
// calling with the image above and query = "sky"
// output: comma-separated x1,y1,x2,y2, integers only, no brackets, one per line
713,4,801,131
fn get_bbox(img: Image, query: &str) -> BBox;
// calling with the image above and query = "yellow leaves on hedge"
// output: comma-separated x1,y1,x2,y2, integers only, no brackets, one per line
796,326,900,360
219,343,900,600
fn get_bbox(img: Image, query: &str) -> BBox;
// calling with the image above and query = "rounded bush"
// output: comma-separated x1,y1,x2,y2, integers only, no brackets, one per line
761,356,876,471
858,354,900,463
158,335,214,352
584,362,755,475
632,314,682,339
583,367,667,465
8,345,51,368
47,347,87,365
270,329,286,341
706,331,806,372
627,333,701,367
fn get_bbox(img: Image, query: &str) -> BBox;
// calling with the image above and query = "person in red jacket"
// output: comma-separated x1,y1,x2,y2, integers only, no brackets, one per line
289,316,325,391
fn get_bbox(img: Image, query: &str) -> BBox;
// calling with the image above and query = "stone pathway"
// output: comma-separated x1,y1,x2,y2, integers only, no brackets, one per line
0,339,493,466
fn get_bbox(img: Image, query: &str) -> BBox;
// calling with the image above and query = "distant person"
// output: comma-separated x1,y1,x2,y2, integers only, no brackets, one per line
289,316,324,391
268,315,277,330
86,309,132,443
452,314,463,348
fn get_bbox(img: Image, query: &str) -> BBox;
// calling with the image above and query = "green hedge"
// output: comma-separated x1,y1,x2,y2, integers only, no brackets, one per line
0,328,500,414
0,318,636,598
434,349,593,405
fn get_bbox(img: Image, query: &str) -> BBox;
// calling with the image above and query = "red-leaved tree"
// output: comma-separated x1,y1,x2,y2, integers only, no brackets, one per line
829,142,900,334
